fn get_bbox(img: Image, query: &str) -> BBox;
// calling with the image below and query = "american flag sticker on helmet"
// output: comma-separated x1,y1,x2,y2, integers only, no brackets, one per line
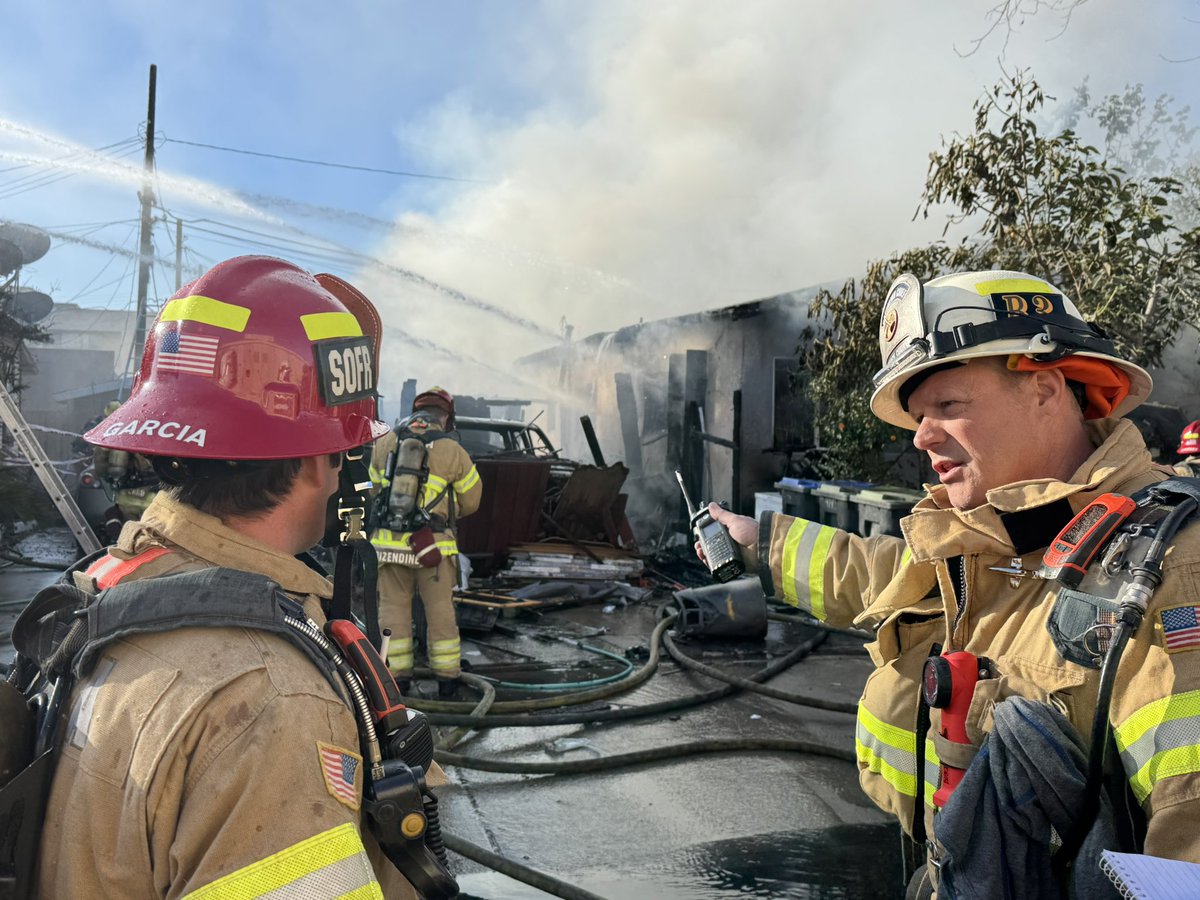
157,328,219,376
317,741,362,809
1160,605,1200,653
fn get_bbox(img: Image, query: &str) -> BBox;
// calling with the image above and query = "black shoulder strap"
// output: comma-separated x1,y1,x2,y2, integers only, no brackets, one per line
72,568,345,698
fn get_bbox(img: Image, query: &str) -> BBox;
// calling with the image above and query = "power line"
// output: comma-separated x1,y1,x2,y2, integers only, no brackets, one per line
162,136,490,184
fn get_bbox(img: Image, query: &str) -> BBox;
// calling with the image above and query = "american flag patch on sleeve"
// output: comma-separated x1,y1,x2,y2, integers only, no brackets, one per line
1160,605,1200,653
317,741,362,809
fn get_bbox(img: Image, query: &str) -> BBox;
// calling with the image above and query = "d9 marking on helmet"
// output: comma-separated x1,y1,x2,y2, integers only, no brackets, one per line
315,336,376,406
991,291,1064,322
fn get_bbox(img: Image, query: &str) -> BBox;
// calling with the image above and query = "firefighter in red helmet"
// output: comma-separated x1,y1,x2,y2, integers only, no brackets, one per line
33,257,444,899
1175,420,1200,476
369,386,481,698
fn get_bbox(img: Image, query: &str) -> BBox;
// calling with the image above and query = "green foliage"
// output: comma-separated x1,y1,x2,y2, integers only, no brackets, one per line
805,70,1200,481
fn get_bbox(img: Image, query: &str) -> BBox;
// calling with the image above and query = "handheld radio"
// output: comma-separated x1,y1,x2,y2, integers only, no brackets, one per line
676,469,745,583
1038,493,1137,587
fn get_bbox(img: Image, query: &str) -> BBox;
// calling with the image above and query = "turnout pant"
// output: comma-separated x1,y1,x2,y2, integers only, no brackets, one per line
378,556,461,679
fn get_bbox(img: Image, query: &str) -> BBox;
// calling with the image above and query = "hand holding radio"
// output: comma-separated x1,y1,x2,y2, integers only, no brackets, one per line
676,470,747,583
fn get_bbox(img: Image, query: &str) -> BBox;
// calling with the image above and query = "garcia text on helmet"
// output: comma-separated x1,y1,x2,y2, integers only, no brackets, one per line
102,419,208,447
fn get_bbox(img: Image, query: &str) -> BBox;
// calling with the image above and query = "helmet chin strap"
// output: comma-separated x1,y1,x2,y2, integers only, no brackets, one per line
327,446,382,649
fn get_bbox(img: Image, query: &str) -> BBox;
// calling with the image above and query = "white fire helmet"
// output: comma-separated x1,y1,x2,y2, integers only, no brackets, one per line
869,270,1152,430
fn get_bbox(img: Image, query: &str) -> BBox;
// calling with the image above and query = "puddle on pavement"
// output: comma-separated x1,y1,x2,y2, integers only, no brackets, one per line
456,822,906,900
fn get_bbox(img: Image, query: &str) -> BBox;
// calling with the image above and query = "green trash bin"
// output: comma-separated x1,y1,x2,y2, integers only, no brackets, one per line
854,487,924,538
775,479,821,520
811,482,865,533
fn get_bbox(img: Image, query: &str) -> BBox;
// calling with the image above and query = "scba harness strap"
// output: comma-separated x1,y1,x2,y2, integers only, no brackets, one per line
1045,476,1200,877
0,558,456,900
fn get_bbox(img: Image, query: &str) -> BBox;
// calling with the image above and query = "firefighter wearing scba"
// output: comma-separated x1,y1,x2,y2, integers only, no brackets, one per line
709,271,1200,895
1174,420,1200,477
92,400,161,539
37,256,439,899
369,387,481,698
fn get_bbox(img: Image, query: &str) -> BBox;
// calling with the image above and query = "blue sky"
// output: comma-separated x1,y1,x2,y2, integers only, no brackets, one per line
1,1,1198,400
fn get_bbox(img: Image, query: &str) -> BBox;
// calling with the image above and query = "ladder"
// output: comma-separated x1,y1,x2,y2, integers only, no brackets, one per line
0,380,101,555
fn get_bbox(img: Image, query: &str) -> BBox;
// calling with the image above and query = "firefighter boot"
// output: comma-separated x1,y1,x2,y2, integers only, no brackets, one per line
437,677,461,700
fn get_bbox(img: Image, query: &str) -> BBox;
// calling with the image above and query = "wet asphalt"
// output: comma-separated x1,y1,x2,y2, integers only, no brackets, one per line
0,531,903,900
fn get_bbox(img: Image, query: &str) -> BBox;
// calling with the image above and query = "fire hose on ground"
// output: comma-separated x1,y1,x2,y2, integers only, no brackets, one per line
418,606,864,899
412,615,851,728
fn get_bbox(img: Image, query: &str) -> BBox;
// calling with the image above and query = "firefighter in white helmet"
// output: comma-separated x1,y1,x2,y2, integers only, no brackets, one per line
707,271,1200,896
370,387,481,698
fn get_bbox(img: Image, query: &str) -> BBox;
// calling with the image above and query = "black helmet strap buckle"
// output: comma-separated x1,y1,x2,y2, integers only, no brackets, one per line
329,446,382,650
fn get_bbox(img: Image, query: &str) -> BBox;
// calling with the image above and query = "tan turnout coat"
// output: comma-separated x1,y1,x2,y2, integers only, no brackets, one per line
761,419,1200,861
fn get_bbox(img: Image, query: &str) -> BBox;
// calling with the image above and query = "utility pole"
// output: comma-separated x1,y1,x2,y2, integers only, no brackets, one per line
133,63,157,355
175,217,183,291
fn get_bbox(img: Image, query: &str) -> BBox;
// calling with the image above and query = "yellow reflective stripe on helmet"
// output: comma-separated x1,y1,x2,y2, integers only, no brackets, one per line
855,704,918,797
972,278,1056,296
160,295,251,333
1185,432,1200,440
181,822,382,899
779,519,835,619
300,311,363,341
1114,690,1200,803
454,466,480,494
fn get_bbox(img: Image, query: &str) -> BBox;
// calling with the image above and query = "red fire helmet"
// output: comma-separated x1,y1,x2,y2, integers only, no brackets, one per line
85,256,389,460
413,386,456,430
1179,421,1200,457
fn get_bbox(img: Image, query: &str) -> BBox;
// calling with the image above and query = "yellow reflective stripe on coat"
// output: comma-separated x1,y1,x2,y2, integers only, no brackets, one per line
422,474,448,502
779,518,836,620
181,822,382,899
1114,689,1200,803
367,465,388,488
454,466,480,494
855,705,918,798
370,529,459,555
924,737,940,807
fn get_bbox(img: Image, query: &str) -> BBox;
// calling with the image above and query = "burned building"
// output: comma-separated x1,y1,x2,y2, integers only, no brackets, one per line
516,286,836,534
517,284,1200,542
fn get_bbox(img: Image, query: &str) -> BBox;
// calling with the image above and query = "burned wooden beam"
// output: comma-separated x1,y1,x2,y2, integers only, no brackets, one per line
578,415,606,467
613,372,643,477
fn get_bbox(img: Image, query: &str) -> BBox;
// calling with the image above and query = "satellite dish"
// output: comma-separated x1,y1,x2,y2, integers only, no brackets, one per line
0,238,21,276
12,289,53,323
0,223,50,267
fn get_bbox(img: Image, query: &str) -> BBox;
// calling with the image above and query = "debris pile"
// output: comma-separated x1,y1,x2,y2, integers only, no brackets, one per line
501,540,644,581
